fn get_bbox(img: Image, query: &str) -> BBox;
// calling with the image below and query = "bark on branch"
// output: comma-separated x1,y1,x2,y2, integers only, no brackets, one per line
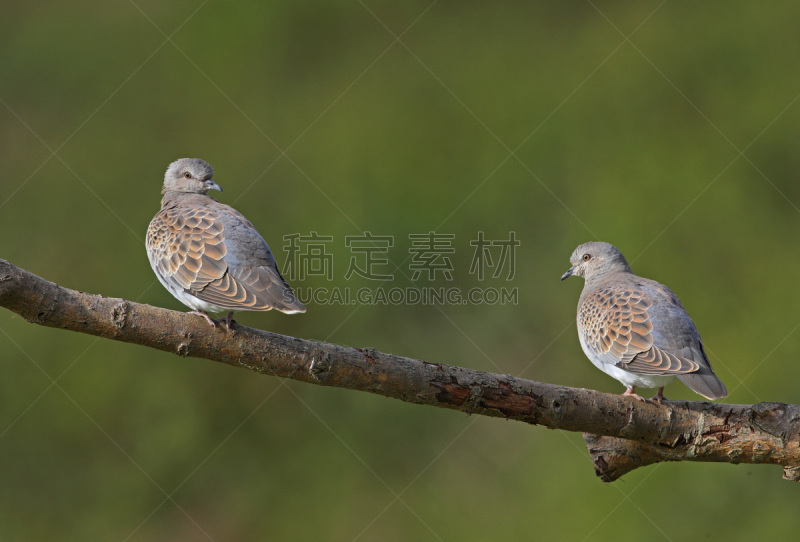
1,258,798,482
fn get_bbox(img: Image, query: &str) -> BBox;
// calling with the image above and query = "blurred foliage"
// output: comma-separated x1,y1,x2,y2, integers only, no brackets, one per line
1,1,799,540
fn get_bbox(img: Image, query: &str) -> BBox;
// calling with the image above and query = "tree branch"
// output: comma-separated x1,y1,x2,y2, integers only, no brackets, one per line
1,258,798,482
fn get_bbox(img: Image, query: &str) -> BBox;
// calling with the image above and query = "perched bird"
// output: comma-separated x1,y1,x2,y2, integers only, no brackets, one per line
146,158,305,329
561,241,726,403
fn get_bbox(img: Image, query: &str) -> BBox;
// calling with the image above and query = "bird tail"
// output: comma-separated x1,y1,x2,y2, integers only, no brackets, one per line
255,266,306,314
677,373,727,400
272,286,306,314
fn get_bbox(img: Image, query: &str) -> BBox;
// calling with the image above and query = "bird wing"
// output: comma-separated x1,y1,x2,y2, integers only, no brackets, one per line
146,203,305,313
200,204,305,313
147,205,228,294
579,284,700,375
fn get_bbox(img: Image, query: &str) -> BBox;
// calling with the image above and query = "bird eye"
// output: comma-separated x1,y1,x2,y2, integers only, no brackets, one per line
582,253,591,261
183,172,192,179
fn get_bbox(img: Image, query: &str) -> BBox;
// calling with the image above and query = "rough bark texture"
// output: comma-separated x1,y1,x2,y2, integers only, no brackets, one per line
1,258,799,482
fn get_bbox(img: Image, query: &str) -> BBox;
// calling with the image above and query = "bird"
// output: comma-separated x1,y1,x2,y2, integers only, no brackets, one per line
561,241,727,403
146,158,306,329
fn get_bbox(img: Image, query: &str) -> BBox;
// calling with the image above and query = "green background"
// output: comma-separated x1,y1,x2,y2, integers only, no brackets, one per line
1,1,799,540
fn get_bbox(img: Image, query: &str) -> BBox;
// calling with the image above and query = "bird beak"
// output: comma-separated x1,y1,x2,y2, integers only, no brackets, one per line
560,266,575,281
205,180,223,192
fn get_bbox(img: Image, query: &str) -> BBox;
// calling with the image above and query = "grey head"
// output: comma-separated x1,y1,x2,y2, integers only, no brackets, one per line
162,158,222,194
560,241,632,282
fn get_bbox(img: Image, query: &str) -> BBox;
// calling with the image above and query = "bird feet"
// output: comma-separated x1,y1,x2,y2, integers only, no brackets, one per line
622,387,646,402
222,312,236,330
189,310,218,328
649,388,668,405
622,387,668,404
188,311,236,331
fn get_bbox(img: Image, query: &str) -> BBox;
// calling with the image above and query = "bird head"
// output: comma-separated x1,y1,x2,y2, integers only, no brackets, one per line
560,241,632,281
162,158,222,195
